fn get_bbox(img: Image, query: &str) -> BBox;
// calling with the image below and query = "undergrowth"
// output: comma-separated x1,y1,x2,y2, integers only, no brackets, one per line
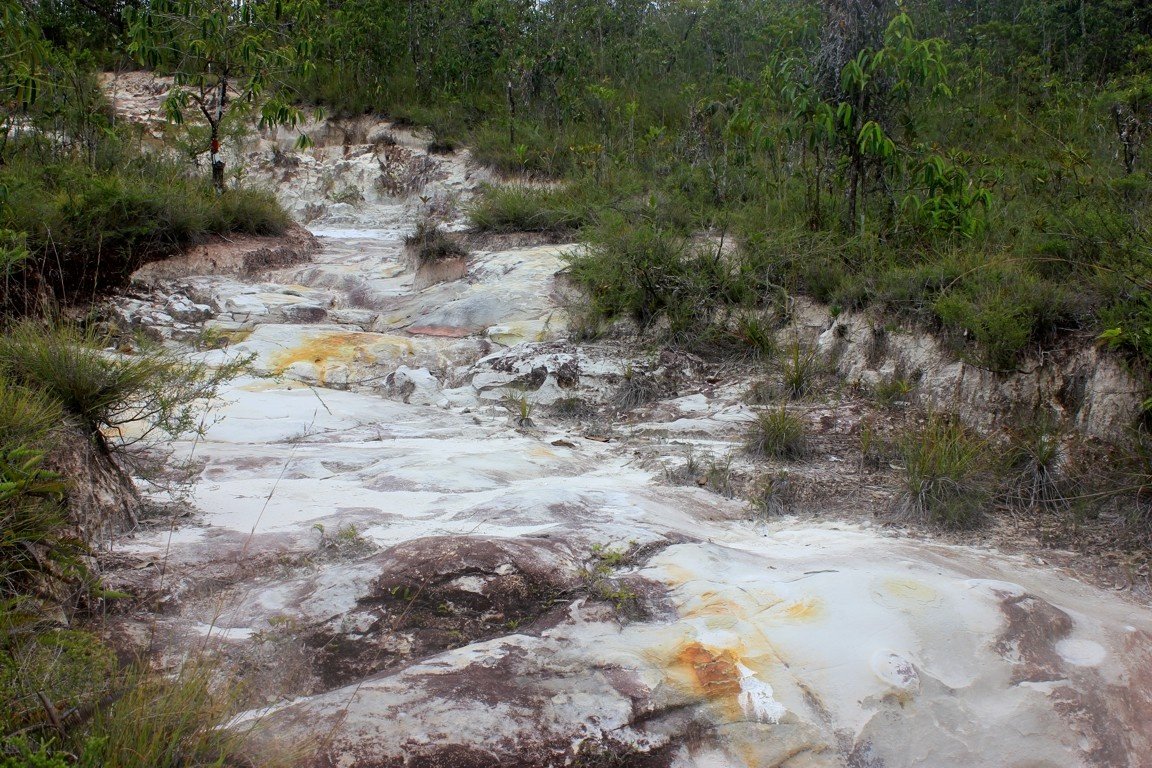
0,155,288,311
898,413,993,529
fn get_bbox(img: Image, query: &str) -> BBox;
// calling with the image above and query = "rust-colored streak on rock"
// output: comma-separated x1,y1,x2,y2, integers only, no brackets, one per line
779,597,822,622
676,642,743,699
993,591,1073,684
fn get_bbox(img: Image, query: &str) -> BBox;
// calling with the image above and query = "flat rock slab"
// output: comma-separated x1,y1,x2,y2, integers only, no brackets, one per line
238,530,1152,768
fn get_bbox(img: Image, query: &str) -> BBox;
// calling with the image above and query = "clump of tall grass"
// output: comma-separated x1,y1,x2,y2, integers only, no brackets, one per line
745,407,808,460
0,320,248,447
467,183,592,235
898,413,992,528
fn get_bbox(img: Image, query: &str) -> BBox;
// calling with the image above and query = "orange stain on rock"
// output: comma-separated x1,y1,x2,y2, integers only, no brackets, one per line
676,642,743,699
690,592,748,619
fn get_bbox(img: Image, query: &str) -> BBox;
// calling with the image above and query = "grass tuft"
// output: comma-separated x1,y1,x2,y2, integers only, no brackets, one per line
898,413,992,528
403,220,467,266
745,407,808,460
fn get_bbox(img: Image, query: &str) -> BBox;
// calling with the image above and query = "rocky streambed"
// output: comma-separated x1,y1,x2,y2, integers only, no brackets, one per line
98,97,1152,767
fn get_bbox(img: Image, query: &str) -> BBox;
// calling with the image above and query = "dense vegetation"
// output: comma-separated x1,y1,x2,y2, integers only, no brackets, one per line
286,0,1152,378
3,0,1152,764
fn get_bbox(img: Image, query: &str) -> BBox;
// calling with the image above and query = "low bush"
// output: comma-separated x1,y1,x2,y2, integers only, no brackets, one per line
467,184,591,235
0,156,289,309
898,413,992,528
404,220,467,265
745,407,808,460
566,216,762,347
469,121,580,177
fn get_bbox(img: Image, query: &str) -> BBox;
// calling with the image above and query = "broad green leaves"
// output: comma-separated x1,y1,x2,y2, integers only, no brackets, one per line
126,0,319,189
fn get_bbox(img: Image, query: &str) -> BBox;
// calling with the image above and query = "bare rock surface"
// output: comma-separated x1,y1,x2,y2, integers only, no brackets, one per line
100,76,1152,768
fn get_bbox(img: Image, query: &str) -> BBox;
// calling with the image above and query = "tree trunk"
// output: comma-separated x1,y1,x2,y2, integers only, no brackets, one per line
815,0,894,100
210,125,225,195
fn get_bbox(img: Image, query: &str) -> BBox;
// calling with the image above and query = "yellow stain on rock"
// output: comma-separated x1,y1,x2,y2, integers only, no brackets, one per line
878,577,940,606
685,592,752,620
775,596,823,622
270,332,416,385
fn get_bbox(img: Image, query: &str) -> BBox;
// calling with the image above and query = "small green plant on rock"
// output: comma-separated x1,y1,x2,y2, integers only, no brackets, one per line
313,522,376,558
581,543,640,614
501,391,535,428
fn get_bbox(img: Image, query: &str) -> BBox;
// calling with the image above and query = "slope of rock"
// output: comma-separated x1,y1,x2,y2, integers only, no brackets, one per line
99,76,1152,768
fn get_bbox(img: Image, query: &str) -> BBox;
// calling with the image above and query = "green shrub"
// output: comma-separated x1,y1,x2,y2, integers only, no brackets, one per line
469,120,579,177
566,216,758,346
0,156,289,306
404,220,467,265
0,382,75,601
745,407,808,460
0,626,116,732
898,414,992,528
211,188,291,235
933,269,1080,370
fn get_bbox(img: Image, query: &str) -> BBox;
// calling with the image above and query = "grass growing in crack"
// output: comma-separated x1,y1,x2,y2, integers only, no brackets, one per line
404,219,467,265
548,397,597,421
745,408,808,460
610,365,659,412
665,449,736,497
858,416,897,471
898,413,992,529
313,522,377,559
734,313,779,361
501,391,536,428
872,375,915,408
748,471,794,517
580,543,640,615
